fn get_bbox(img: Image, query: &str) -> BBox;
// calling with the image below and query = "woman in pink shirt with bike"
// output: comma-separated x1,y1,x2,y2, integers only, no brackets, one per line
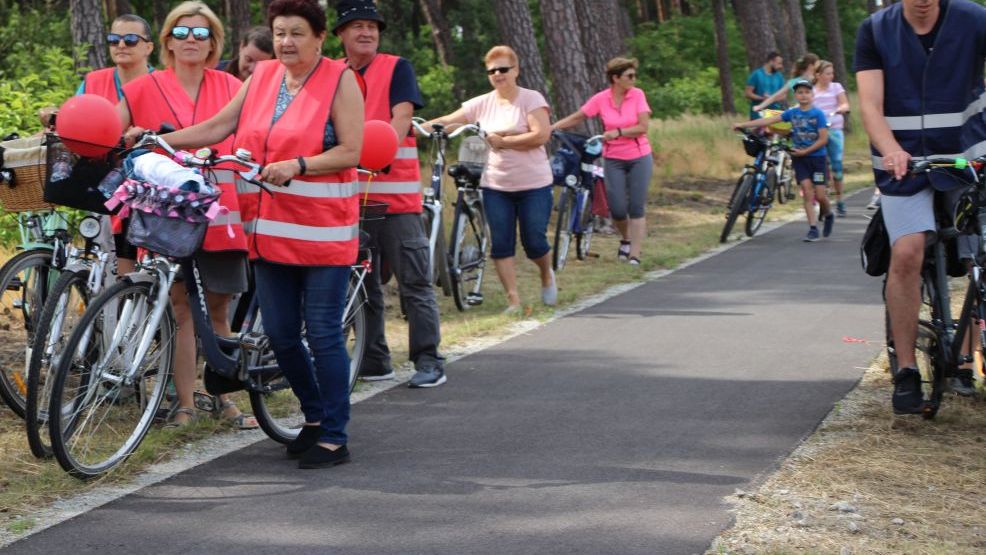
554,57,653,265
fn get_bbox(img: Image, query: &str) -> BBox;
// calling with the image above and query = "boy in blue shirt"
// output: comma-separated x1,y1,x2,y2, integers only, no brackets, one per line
733,79,831,241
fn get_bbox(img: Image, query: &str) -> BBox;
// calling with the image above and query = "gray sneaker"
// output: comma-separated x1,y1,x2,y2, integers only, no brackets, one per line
409,366,447,388
948,374,975,397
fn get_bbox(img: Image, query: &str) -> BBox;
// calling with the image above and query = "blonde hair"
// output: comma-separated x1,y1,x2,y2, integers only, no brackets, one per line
815,60,834,78
159,1,224,68
484,45,518,67
606,57,638,84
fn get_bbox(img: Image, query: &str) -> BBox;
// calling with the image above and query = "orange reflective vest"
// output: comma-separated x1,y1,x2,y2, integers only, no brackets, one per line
122,68,247,252
358,53,421,215
234,59,359,266
82,68,120,103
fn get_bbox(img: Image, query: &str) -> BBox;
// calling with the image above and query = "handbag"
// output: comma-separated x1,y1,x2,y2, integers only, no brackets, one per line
43,135,118,214
860,207,891,276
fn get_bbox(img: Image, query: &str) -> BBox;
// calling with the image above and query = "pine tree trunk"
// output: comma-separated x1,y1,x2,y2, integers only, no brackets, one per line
822,0,850,131
418,0,453,67
492,0,550,96
782,0,807,63
575,0,625,91
712,0,735,114
153,0,167,33
733,0,778,70
540,0,594,131
773,1,792,72
226,0,251,58
71,0,107,70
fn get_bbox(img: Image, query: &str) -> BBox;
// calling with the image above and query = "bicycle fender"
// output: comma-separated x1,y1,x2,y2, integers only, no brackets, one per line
123,270,157,285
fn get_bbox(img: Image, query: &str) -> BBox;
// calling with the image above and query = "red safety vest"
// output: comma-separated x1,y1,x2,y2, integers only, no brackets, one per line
122,68,247,252
358,53,422,215
234,59,359,266
82,68,119,103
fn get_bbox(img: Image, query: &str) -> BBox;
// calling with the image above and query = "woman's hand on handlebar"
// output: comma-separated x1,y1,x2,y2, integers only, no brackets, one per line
123,126,148,148
260,158,299,186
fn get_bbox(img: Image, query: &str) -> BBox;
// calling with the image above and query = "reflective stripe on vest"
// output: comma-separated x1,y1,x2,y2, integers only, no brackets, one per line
358,53,423,214
868,1,986,196
234,58,359,265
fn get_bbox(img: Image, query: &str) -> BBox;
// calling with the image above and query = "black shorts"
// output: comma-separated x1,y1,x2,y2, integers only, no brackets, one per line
113,218,138,260
792,156,829,186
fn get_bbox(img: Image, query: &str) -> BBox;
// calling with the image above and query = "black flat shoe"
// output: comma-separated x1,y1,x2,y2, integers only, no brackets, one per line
298,444,351,469
286,425,322,459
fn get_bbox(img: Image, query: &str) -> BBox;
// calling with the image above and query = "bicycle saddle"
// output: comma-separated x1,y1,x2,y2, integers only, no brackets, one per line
448,162,484,183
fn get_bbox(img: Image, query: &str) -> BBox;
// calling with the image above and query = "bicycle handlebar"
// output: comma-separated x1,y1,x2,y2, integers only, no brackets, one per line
411,117,485,139
132,132,276,194
908,156,986,175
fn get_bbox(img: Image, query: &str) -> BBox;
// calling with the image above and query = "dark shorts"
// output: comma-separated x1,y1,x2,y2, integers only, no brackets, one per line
793,156,829,186
178,250,250,295
113,218,138,260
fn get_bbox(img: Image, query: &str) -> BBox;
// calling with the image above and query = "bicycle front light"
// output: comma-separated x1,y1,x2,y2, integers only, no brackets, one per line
565,175,578,186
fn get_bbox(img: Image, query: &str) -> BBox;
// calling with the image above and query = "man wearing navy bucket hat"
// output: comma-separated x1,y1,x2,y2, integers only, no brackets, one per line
333,0,447,388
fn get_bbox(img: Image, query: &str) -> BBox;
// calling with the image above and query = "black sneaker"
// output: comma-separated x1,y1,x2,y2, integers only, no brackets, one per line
298,444,350,469
359,367,396,382
286,425,322,459
948,369,976,397
822,212,835,237
892,367,925,415
408,366,447,388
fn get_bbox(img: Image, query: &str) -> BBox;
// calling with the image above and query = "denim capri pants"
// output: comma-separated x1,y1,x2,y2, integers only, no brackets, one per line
482,184,553,260
827,128,844,180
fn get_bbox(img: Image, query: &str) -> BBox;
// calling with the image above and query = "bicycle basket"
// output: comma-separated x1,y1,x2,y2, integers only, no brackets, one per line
742,134,767,157
113,180,222,259
457,136,489,166
43,134,117,214
0,135,53,212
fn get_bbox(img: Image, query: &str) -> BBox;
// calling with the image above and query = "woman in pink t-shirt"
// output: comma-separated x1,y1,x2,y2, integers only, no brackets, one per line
553,57,653,265
425,45,556,313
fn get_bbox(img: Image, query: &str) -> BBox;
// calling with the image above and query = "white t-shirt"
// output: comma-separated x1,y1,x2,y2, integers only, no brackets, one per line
812,82,846,130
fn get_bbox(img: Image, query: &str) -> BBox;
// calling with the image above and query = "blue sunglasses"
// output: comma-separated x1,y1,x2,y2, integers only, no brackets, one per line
171,26,211,41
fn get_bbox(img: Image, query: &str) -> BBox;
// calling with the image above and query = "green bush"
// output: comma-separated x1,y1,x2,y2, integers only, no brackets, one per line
646,67,724,119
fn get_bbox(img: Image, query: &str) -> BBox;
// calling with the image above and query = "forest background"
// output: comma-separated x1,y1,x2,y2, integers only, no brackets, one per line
6,0,979,141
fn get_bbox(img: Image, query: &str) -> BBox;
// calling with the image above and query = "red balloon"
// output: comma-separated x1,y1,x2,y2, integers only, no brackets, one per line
360,120,399,171
55,94,122,158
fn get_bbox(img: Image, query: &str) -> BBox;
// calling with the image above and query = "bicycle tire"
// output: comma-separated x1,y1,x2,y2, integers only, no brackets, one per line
775,153,790,204
0,248,55,418
745,172,774,237
422,210,452,297
344,280,367,390
575,189,594,261
448,196,488,311
720,175,751,243
25,268,91,459
49,279,174,479
553,188,572,271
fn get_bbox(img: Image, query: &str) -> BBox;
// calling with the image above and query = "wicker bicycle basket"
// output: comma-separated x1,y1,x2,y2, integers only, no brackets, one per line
0,135,53,212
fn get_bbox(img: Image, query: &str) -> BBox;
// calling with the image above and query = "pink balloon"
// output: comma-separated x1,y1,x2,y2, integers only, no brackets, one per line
55,94,122,158
360,120,399,171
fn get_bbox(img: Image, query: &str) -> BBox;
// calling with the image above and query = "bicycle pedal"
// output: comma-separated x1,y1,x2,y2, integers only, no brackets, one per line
5,277,22,292
466,293,484,306
239,331,270,352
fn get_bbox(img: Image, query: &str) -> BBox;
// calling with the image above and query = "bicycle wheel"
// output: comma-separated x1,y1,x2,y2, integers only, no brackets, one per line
26,268,91,458
0,248,55,418
778,154,794,202
745,172,774,237
885,309,946,420
422,210,452,296
448,195,489,311
575,188,594,261
720,175,751,243
344,280,366,389
553,188,572,271
48,279,174,479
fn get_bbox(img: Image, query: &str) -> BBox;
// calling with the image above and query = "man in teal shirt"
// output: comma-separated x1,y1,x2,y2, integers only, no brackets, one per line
744,51,785,119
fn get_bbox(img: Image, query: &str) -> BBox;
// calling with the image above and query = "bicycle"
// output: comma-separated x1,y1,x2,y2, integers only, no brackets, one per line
24,214,114,458
550,131,604,271
412,118,490,311
884,156,986,419
720,130,790,243
45,134,368,478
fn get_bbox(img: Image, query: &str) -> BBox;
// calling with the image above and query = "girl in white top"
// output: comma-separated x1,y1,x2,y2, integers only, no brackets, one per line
813,60,851,216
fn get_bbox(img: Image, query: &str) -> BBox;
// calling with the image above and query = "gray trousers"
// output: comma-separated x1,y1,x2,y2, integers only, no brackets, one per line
361,213,443,371
603,153,654,220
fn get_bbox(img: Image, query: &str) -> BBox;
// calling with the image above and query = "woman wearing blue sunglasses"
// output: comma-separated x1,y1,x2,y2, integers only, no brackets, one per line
117,1,254,430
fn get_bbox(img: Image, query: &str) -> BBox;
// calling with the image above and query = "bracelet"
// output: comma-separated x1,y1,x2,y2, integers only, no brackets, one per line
617,128,623,137
296,156,307,176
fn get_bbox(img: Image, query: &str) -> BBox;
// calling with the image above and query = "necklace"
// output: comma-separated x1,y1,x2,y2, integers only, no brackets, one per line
284,58,320,95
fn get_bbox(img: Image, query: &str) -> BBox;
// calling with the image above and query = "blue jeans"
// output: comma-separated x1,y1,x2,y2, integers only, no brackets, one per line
482,185,553,260
254,262,350,445
826,129,844,180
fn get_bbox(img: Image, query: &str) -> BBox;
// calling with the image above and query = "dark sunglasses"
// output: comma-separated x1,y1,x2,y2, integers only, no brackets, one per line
107,33,148,47
623,73,637,80
171,26,211,41
486,66,513,76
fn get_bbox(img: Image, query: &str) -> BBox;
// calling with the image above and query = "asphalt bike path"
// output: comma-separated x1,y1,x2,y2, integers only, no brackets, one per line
5,194,885,554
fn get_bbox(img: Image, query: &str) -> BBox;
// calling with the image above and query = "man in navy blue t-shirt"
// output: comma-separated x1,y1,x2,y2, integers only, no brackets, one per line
734,79,832,241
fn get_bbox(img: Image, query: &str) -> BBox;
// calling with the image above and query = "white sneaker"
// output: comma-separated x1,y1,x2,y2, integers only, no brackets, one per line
866,194,881,210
